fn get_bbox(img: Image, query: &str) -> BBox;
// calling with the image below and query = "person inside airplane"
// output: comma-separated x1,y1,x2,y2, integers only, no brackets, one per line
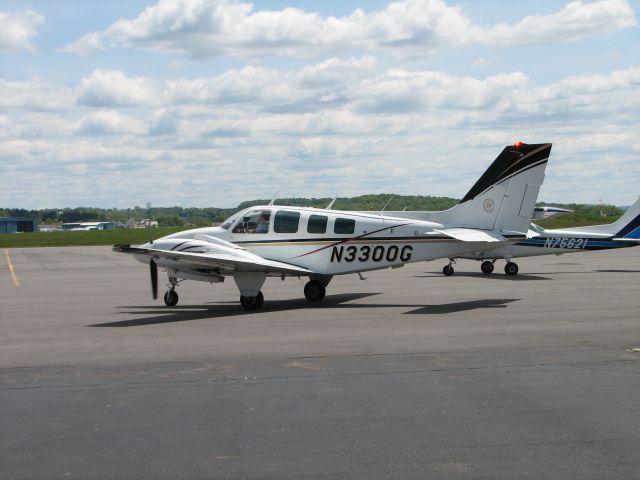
255,212,271,233
233,209,271,233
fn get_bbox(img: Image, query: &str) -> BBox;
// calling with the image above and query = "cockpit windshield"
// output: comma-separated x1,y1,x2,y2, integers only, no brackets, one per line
232,209,272,234
220,216,237,230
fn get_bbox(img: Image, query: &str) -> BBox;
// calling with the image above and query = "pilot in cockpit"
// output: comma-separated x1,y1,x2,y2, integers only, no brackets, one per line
254,212,270,233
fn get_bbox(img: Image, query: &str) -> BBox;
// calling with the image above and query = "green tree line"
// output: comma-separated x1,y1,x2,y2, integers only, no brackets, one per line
1,195,625,228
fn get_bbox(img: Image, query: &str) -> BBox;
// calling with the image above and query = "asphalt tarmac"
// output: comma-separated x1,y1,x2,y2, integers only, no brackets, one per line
1,246,640,479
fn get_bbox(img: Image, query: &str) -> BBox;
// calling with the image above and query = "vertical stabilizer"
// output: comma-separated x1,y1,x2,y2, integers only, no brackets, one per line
367,142,552,235
563,197,640,237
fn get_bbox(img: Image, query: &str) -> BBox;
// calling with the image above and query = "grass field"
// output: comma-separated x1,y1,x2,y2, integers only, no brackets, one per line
0,227,188,249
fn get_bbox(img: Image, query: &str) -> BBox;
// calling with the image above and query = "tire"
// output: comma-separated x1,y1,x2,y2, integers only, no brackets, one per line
304,280,326,302
504,262,519,276
481,261,495,274
240,291,264,310
163,290,179,307
442,264,454,276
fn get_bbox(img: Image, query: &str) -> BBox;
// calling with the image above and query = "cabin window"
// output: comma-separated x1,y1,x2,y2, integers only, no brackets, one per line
232,210,271,234
307,215,328,234
274,210,300,233
334,217,355,234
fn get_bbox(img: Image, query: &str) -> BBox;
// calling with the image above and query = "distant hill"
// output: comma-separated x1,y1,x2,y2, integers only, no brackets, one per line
1,195,625,229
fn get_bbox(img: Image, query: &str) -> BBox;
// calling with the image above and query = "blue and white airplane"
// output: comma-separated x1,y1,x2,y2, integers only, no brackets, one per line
444,197,640,276
114,142,551,309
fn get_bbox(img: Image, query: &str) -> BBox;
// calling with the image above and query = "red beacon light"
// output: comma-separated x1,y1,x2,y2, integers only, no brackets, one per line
513,141,527,150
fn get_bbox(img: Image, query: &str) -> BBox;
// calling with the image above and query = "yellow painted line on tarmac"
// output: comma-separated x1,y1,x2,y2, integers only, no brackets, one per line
4,249,21,287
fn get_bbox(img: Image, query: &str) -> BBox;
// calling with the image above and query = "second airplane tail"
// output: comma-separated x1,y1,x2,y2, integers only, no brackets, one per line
559,196,640,239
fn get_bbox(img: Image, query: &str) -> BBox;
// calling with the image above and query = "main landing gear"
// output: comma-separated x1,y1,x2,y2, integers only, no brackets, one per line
504,261,519,276
480,259,519,276
240,291,264,310
440,259,520,276
161,276,332,311
442,259,456,276
481,260,495,274
304,280,326,302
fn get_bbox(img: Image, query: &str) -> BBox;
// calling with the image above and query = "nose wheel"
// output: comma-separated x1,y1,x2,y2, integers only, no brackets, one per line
163,289,179,307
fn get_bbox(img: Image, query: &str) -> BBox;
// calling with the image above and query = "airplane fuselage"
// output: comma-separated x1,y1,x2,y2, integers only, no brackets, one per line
461,228,636,261
144,206,513,276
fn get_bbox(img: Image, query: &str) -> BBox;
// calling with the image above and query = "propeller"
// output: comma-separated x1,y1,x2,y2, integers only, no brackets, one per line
150,259,158,299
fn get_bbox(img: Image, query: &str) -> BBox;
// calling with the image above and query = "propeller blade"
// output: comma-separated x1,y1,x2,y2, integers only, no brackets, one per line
150,259,158,299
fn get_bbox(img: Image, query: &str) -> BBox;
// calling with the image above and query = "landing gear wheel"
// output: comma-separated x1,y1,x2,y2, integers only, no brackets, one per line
481,260,495,274
163,290,179,307
240,291,264,310
304,280,326,302
442,264,454,276
504,262,519,276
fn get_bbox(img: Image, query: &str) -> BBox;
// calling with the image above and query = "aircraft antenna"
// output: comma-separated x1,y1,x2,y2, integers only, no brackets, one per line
268,190,280,206
326,197,337,210
381,196,394,213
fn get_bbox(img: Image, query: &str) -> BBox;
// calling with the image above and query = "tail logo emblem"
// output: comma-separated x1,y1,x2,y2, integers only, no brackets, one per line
483,198,495,213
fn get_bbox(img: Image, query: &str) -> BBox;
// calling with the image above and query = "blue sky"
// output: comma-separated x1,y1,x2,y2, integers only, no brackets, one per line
0,0,638,209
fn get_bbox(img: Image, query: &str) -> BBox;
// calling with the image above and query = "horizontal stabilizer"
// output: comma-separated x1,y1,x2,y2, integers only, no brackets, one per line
613,238,640,243
433,228,507,243
532,206,573,220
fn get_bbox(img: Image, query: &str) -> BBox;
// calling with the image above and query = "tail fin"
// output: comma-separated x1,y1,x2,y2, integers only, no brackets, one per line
369,142,551,234
432,142,552,234
616,199,640,238
567,197,640,238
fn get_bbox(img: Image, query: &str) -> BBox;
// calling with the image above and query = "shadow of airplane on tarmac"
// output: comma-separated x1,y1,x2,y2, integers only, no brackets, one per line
89,293,520,327
416,272,550,281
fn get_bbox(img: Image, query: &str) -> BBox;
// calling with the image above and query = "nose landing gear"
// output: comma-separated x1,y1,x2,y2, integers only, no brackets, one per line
163,277,179,306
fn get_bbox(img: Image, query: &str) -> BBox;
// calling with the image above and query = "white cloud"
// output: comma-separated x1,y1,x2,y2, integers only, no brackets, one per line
0,78,74,110
2,63,640,207
76,70,159,107
0,9,44,53
480,0,637,47
61,0,636,58
77,110,148,135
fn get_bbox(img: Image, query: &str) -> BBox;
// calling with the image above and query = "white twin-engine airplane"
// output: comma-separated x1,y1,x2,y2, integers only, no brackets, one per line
114,142,552,310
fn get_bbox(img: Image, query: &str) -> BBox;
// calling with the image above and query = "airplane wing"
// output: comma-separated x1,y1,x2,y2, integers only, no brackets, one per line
432,228,508,243
113,245,313,275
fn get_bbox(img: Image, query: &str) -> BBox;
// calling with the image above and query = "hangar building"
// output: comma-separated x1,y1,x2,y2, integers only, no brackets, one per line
0,217,38,234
